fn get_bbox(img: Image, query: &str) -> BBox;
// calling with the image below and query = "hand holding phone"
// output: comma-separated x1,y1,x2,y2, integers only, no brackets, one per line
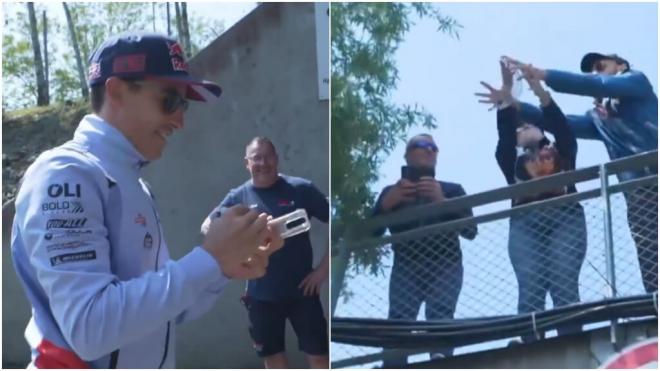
401,166,435,182
380,179,416,211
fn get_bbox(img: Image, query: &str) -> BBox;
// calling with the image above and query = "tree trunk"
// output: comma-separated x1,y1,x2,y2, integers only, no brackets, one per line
42,10,50,105
62,2,89,100
166,2,171,36
26,2,48,106
180,2,191,57
174,3,183,44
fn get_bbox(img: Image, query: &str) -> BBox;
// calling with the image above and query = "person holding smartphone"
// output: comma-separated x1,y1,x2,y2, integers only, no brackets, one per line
202,137,329,369
372,134,478,367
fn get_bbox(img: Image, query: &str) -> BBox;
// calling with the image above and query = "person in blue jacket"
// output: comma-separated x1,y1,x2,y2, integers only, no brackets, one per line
203,137,330,369
10,32,283,368
372,134,478,367
477,60,587,342
503,54,657,293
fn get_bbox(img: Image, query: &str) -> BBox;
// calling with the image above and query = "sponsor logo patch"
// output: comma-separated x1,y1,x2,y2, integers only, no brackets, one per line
134,213,147,227
46,218,87,229
44,229,92,241
50,250,96,266
46,241,90,252
112,54,146,74
144,232,153,249
278,199,294,207
47,183,81,198
41,201,84,214
171,57,188,72
88,62,101,80
167,41,184,57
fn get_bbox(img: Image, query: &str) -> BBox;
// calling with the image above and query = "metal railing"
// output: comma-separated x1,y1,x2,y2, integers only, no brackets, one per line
331,150,658,368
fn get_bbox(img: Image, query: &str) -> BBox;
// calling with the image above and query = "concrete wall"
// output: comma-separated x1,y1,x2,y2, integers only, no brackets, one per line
2,3,328,369
143,3,329,368
3,202,32,368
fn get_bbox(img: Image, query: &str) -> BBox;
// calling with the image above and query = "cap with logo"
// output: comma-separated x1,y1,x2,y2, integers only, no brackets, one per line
87,31,221,102
580,52,630,73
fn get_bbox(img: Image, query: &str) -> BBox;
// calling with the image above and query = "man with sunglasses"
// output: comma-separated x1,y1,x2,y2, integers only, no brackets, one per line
10,32,284,368
502,54,658,294
372,134,478,367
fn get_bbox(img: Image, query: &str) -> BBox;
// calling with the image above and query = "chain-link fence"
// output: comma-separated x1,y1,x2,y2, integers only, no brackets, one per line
331,151,658,368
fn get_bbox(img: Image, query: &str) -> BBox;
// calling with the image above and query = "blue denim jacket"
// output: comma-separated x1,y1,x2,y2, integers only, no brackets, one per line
519,69,658,182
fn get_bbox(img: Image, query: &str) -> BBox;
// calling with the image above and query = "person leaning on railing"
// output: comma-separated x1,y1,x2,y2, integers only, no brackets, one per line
476,59,587,343
505,53,658,294
371,134,478,367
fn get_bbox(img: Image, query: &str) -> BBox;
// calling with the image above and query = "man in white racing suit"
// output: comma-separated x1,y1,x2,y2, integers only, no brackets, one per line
10,31,283,368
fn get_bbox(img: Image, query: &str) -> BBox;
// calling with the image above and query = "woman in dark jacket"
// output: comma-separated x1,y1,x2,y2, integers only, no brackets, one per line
477,60,587,342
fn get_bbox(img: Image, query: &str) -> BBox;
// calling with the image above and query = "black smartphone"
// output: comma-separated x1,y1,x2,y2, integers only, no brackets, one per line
401,166,435,182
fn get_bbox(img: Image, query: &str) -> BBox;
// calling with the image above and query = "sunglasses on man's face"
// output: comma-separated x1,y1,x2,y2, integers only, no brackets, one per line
129,81,190,114
160,89,189,114
407,141,438,153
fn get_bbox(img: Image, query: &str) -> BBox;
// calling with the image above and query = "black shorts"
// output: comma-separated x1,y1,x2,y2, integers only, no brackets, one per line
243,295,329,357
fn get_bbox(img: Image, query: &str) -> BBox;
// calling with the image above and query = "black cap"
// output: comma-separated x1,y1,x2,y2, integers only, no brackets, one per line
87,31,222,102
580,52,629,73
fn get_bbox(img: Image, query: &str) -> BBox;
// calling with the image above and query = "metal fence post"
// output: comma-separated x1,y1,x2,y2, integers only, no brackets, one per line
331,239,350,316
599,164,618,347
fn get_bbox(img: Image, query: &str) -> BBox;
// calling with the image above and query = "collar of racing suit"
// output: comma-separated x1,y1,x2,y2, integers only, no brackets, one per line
72,114,150,174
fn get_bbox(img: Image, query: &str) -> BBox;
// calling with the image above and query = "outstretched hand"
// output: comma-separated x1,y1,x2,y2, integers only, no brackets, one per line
502,55,546,81
475,80,513,111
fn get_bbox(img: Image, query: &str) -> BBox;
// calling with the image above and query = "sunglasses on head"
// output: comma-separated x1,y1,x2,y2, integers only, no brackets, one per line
407,140,438,153
128,80,190,114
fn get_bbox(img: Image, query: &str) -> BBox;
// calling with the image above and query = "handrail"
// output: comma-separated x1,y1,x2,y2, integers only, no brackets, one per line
348,173,657,250
350,150,657,241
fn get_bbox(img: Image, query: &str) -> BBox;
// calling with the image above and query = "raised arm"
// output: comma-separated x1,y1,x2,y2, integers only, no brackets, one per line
545,69,654,99
475,60,519,185
519,101,600,140
524,75,577,160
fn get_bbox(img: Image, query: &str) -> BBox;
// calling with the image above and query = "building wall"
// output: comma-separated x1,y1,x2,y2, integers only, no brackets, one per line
143,3,329,368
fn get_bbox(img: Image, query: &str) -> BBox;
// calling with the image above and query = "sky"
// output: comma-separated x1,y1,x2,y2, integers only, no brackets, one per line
333,2,658,367
376,1,658,199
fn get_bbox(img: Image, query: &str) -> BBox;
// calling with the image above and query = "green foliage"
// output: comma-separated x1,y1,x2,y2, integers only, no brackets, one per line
188,15,225,55
331,3,460,273
2,2,229,110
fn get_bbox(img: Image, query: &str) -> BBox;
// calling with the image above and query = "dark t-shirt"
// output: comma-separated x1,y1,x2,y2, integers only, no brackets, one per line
372,180,477,265
209,175,329,301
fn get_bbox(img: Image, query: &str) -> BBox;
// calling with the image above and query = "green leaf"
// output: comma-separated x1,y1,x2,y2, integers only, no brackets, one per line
331,2,461,274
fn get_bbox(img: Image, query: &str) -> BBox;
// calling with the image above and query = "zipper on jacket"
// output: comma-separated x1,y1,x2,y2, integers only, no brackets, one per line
144,185,168,366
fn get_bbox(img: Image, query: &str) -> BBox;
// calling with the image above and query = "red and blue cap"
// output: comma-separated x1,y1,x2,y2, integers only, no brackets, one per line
87,31,222,102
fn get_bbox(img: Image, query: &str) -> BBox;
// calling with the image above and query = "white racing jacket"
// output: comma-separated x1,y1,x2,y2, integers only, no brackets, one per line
11,114,228,368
